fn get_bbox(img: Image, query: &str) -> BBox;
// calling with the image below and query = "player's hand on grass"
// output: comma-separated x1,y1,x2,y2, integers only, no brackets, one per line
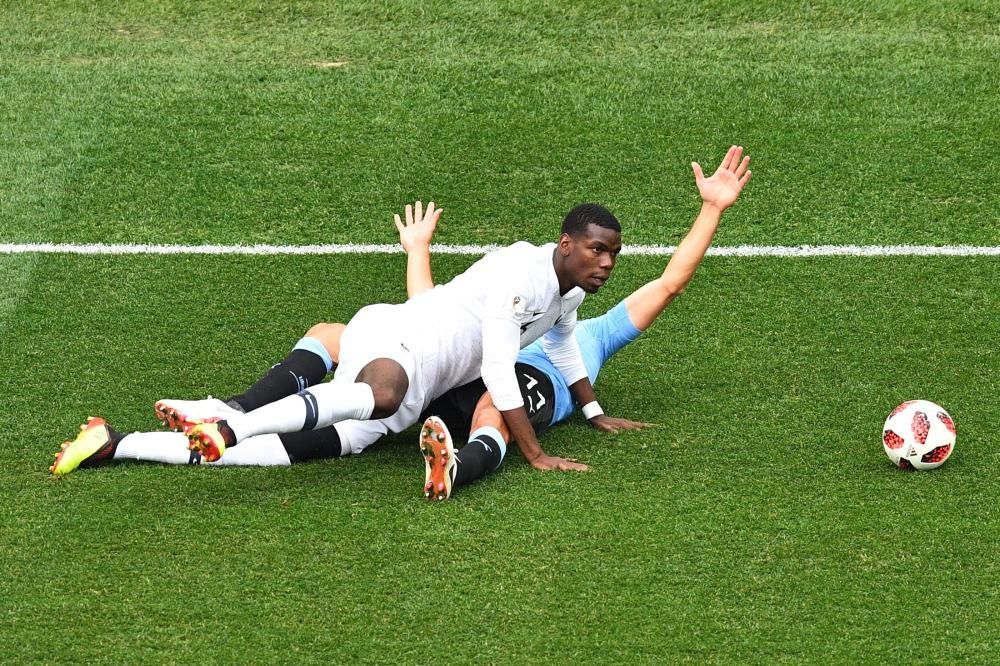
692,145,752,212
530,453,589,472
589,415,656,433
394,200,442,252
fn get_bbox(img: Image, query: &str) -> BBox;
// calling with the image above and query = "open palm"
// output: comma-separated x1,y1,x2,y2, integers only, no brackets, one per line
692,145,751,211
393,200,442,252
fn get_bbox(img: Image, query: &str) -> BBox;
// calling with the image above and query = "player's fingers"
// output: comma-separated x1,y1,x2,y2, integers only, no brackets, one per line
425,201,435,221
739,170,752,187
691,162,705,181
393,214,404,233
405,204,413,225
721,144,738,170
719,145,733,170
734,155,750,179
415,200,423,223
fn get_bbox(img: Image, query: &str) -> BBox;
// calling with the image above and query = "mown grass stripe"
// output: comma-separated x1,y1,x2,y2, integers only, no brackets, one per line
2,242,999,257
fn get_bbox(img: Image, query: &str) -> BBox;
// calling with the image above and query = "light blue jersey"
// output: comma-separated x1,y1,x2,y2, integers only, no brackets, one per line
516,300,642,425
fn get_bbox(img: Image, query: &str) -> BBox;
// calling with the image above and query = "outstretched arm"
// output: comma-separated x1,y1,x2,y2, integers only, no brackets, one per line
625,145,752,330
394,200,442,298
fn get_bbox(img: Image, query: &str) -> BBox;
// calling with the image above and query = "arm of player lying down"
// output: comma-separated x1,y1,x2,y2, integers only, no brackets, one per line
623,145,752,331
500,405,589,472
543,308,654,433
393,200,442,298
567,377,655,433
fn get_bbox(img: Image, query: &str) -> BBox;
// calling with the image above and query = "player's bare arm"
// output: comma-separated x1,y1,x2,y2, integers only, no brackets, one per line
624,145,753,331
393,199,441,298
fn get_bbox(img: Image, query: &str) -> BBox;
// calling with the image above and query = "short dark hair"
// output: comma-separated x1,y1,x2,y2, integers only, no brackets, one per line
561,203,621,237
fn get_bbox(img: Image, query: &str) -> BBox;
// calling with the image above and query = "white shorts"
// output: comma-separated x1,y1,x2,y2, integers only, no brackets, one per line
335,303,438,434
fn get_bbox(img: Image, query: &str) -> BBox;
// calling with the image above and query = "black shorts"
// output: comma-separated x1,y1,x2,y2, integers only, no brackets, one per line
420,363,556,446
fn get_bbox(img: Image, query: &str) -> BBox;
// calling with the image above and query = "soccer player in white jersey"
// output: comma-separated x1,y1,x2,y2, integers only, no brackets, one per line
180,200,628,471
51,145,751,494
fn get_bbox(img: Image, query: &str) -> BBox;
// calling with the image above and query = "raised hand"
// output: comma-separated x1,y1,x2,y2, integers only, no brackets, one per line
691,145,752,212
393,200,442,252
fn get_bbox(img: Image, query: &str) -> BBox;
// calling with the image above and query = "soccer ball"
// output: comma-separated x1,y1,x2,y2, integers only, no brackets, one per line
882,400,956,470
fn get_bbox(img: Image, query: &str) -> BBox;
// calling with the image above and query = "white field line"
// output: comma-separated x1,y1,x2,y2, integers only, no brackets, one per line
1,242,999,257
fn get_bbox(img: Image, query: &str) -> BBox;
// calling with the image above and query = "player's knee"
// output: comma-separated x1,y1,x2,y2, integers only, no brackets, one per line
368,384,405,418
305,322,345,363
356,359,409,418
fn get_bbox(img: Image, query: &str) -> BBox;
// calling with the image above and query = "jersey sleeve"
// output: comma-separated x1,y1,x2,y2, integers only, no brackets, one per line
541,307,589,388
480,283,531,412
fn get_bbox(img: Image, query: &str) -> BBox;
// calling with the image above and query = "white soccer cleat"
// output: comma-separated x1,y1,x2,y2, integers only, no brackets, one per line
154,397,243,431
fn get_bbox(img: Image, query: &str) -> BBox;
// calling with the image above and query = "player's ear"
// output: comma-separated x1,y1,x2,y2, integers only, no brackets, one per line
558,232,573,256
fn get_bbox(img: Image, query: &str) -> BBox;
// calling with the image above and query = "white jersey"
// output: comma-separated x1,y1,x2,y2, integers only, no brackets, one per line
405,241,589,411
335,241,589,443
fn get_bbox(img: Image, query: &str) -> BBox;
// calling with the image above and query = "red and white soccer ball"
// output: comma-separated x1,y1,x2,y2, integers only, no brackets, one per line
882,400,956,470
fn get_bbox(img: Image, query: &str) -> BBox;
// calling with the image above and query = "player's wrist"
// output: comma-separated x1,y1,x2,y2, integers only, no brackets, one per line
582,401,604,420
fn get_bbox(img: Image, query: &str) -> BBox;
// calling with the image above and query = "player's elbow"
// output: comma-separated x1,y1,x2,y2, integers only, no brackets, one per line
659,277,687,300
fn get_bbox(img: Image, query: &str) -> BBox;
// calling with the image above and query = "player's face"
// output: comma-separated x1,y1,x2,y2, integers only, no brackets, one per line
559,224,622,293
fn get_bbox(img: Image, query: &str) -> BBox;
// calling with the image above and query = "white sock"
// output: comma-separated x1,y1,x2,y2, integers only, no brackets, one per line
229,382,376,442
113,431,292,466
209,434,290,466
114,431,196,465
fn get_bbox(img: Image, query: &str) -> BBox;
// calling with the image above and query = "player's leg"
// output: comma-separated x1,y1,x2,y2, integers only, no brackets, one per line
451,392,509,488
155,323,345,429
422,363,553,500
51,420,361,475
186,305,416,461
111,431,297,466
420,391,508,500
186,358,406,461
228,322,345,411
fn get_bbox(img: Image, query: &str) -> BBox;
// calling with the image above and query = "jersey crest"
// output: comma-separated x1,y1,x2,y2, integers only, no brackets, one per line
510,295,527,315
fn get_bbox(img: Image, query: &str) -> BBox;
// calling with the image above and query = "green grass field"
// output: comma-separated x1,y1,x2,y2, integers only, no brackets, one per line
2,2,998,663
